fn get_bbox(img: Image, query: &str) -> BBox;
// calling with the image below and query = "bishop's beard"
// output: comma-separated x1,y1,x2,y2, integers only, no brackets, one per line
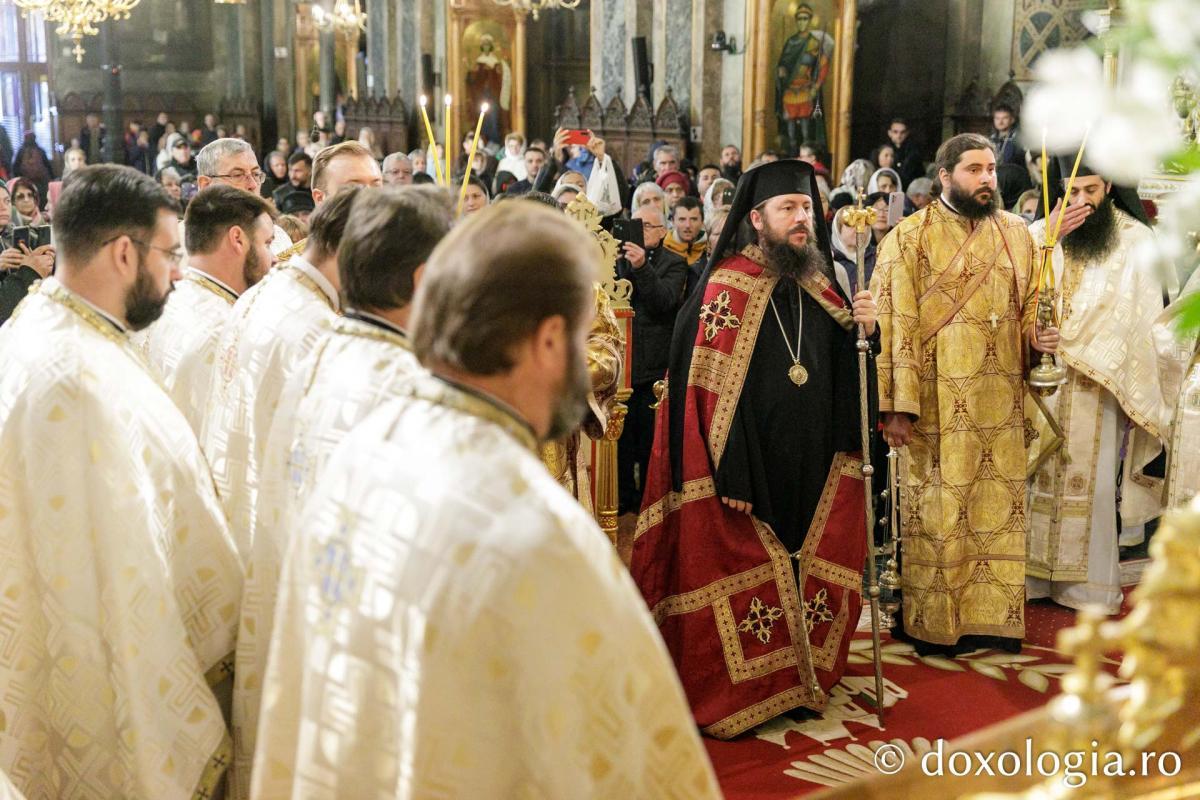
946,179,1000,220
1061,197,1118,263
760,228,830,281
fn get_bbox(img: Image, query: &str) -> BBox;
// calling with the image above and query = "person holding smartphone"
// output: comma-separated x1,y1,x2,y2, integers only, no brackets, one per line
0,181,55,325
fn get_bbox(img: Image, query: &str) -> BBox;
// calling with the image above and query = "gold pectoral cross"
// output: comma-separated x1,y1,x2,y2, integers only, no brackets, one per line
989,311,999,330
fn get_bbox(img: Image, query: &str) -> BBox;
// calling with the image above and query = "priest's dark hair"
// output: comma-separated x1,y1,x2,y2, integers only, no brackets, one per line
306,185,362,263
411,202,595,375
52,164,180,267
184,184,274,256
934,133,995,178
338,185,453,311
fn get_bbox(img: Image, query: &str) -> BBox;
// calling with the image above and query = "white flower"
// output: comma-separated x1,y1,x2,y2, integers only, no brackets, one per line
1146,0,1200,59
1023,49,1106,151
1024,49,1180,184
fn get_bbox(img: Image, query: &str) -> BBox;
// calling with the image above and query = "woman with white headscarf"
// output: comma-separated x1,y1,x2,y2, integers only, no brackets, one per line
702,177,734,220
866,166,903,194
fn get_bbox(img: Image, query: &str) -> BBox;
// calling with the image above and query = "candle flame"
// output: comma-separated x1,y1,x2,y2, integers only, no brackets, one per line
419,94,427,106
444,94,452,105
481,103,489,113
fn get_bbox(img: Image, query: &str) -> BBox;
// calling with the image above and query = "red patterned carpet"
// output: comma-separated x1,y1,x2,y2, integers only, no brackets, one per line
704,590,1134,799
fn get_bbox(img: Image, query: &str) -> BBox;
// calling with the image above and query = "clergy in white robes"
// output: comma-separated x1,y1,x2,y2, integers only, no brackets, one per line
1027,166,1167,614
133,185,276,433
201,144,384,560
0,166,242,799
231,185,452,798
253,201,720,799
1155,268,1200,507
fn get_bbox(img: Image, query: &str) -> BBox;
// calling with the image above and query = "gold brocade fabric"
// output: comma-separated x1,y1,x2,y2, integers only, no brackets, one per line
0,280,242,799
230,317,421,799
130,271,236,435
541,286,625,511
201,260,338,562
1156,269,1200,507
872,202,1038,645
252,375,719,799
1027,213,1168,581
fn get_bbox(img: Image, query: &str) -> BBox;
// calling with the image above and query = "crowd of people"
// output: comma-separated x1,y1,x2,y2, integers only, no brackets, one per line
0,99,1195,798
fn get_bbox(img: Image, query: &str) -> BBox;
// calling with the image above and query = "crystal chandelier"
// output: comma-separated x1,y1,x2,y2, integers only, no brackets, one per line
14,0,140,62
312,0,365,36
486,0,581,20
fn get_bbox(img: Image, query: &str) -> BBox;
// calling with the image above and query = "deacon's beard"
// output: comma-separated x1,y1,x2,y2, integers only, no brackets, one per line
243,244,267,289
545,337,593,443
761,225,829,280
1061,197,1118,263
125,261,172,331
946,179,1000,220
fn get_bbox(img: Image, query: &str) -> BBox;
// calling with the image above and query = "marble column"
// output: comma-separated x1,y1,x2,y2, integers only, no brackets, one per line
99,21,122,165
591,0,625,105
319,28,336,123
662,0,691,112
692,0,724,163
718,0,746,150
397,0,420,104
367,0,388,96
226,5,246,99
259,0,278,148
624,0,652,104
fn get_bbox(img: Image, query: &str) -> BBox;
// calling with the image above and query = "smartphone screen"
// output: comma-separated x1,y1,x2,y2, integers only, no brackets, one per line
12,226,31,251
33,225,52,248
612,218,644,250
565,129,591,147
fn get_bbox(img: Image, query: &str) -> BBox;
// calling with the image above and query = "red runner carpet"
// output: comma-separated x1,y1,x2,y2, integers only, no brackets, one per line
704,591,1133,799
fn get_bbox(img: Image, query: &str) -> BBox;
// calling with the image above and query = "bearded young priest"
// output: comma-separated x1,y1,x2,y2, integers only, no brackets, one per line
0,165,242,798
633,159,879,737
1025,159,1168,615
873,133,1059,657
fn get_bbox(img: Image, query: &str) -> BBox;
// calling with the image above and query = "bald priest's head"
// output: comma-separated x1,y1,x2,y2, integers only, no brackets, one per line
410,201,598,443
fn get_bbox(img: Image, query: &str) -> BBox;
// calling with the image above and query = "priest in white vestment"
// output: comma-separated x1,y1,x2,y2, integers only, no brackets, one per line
231,186,451,798
133,185,276,433
252,202,720,798
0,165,242,799
1027,166,1168,614
1155,268,1200,507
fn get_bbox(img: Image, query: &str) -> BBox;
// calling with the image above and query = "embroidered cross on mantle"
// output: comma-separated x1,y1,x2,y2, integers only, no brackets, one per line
699,290,741,342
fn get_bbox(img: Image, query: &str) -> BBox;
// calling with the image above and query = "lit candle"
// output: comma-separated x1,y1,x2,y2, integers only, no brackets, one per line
443,94,452,188
458,103,489,216
418,95,442,186
1049,128,1091,246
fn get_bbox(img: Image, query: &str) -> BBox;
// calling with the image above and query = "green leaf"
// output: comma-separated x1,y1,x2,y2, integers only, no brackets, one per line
1175,292,1200,336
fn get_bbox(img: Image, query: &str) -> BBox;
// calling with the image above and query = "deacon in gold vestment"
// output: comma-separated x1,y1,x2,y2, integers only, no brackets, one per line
1026,169,1166,614
232,186,451,799
873,135,1056,652
0,167,242,799
201,189,355,560
541,285,624,511
1156,268,1200,507
253,202,718,799
132,185,277,433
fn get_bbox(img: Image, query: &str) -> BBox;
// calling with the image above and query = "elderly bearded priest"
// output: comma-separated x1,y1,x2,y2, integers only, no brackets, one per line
0,165,241,798
251,202,720,798
633,159,879,737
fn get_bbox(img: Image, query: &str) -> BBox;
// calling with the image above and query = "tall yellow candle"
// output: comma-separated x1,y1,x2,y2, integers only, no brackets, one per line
1050,128,1091,245
443,94,452,188
418,95,442,186
458,103,488,216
